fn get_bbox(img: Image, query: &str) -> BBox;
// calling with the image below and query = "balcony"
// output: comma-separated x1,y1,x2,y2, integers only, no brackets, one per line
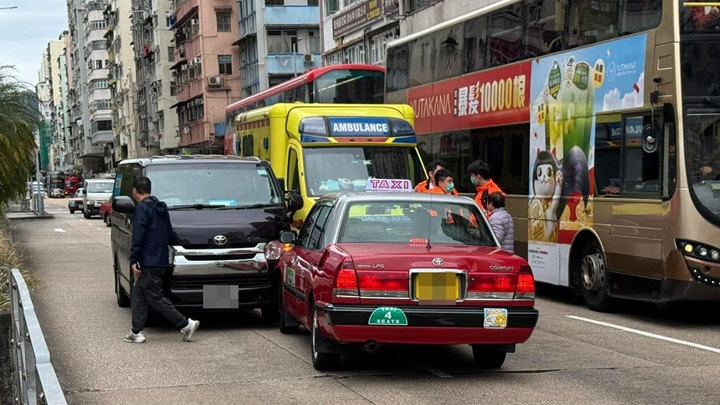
178,77,203,101
266,54,321,75
91,129,114,145
173,0,198,24
264,6,319,26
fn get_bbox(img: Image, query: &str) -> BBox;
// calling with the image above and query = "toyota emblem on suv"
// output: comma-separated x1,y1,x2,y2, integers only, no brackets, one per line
213,235,228,246
432,258,444,267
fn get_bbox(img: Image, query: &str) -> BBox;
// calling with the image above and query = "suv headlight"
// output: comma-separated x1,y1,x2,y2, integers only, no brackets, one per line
87,200,95,205
265,241,286,261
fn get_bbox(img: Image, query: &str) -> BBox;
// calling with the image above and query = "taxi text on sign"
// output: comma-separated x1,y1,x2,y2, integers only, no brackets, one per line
365,179,413,192
407,62,532,135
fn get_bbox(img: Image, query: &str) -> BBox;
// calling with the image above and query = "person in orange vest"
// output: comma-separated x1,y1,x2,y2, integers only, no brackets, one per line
416,161,458,195
428,169,456,195
414,160,455,195
468,160,504,211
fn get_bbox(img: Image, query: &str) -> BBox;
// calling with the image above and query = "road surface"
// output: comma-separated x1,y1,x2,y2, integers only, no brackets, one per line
8,197,720,404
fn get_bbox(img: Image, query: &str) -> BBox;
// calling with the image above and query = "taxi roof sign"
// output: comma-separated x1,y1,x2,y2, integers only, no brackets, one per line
365,179,414,192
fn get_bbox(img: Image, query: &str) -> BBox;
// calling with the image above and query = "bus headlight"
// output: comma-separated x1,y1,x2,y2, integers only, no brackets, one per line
676,239,720,263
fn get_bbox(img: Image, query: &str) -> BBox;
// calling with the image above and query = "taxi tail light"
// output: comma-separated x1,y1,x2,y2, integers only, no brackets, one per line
467,273,516,300
333,261,359,297
514,266,535,301
356,271,409,298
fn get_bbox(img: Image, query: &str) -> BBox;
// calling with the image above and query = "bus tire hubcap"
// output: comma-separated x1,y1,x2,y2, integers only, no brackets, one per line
581,252,605,292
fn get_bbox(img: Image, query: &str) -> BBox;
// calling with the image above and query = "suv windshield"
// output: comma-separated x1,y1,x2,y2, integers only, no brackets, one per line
87,182,114,193
338,201,496,247
147,163,282,208
303,147,424,197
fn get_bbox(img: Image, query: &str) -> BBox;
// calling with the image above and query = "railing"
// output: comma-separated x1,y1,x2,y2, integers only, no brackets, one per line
7,268,67,404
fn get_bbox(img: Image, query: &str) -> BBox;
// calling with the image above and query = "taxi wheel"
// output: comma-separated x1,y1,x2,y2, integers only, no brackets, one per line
279,290,299,334
311,306,340,371
471,346,506,369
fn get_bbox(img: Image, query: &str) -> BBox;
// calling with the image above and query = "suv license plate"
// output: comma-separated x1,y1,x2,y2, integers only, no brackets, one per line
203,285,239,309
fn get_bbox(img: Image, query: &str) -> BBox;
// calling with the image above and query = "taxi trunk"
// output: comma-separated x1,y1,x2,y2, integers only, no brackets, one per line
334,243,534,308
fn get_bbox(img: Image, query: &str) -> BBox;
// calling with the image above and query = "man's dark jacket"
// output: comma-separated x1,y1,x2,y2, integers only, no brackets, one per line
129,196,175,268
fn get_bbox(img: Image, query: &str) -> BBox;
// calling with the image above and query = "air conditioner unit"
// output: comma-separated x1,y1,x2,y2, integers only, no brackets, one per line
207,76,222,86
303,54,313,63
190,18,199,25
181,64,188,70
192,57,201,64
183,126,190,134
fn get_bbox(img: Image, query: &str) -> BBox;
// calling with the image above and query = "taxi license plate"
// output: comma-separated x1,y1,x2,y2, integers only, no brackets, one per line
415,272,459,302
202,285,239,309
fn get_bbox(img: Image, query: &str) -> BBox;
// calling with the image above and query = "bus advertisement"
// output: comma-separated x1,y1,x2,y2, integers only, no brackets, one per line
234,103,426,224
224,64,386,156
385,0,719,311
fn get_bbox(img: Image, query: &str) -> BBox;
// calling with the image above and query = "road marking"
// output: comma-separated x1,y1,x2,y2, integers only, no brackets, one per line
567,315,720,354
53,228,66,233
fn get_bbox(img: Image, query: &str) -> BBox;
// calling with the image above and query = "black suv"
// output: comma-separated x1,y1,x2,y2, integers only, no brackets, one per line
110,155,302,321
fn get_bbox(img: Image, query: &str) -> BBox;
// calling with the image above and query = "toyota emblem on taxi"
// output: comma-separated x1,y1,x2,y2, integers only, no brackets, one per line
432,258,444,267
213,235,228,246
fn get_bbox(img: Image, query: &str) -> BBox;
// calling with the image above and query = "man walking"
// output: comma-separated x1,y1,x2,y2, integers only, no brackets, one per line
124,176,200,343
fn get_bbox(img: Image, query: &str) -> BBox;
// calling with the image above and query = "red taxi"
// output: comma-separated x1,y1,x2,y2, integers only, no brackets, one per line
267,187,538,371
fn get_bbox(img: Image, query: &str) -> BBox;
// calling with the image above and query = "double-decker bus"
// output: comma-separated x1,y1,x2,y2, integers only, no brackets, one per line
385,0,720,311
224,64,386,155
46,171,65,195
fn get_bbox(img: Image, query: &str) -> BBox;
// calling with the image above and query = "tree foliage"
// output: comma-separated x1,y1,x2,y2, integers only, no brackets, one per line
0,66,39,206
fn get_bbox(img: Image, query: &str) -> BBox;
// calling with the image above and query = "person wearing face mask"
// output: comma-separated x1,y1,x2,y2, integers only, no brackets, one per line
430,169,456,194
467,160,504,212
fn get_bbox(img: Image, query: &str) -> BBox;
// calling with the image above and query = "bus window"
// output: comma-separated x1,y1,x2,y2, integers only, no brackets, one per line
524,0,567,58
463,16,487,74
621,115,661,196
594,116,622,196
243,135,254,157
314,69,384,104
487,3,524,68
287,148,300,192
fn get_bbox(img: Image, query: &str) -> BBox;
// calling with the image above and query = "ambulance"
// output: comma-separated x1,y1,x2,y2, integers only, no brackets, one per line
234,103,427,226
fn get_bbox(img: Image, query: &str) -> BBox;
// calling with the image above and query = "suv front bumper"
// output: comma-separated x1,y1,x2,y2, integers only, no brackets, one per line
168,244,275,309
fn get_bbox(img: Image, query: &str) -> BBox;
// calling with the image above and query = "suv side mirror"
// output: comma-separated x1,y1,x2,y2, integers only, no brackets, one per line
82,189,87,195
287,190,303,212
113,195,135,214
279,230,297,244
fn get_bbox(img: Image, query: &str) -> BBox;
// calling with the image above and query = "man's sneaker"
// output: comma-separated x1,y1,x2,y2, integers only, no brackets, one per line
181,319,200,342
123,331,146,343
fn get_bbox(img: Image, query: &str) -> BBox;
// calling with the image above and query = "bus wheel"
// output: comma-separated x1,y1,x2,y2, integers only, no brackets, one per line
580,241,613,312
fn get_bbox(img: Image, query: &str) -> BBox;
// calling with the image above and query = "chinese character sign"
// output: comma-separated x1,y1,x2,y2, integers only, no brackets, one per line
408,62,531,135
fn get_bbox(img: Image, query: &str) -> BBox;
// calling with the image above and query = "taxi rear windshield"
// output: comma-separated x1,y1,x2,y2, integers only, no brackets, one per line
339,201,496,246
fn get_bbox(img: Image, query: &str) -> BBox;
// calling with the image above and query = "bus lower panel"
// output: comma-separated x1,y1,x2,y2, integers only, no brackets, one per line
608,271,719,303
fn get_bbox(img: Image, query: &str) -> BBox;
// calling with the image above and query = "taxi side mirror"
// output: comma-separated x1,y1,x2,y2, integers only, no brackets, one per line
279,230,297,244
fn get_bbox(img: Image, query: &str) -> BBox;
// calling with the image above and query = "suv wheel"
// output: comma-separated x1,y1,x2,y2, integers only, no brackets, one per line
115,257,130,307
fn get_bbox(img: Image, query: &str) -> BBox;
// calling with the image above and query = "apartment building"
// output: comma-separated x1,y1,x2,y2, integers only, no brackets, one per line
130,0,180,155
55,31,74,171
44,35,65,170
321,0,400,67
169,0,241,151
36,58,53,172
67,0,107,175
236,0,322,98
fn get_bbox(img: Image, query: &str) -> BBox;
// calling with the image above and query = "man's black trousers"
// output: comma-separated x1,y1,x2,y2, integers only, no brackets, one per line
131,267,188,334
